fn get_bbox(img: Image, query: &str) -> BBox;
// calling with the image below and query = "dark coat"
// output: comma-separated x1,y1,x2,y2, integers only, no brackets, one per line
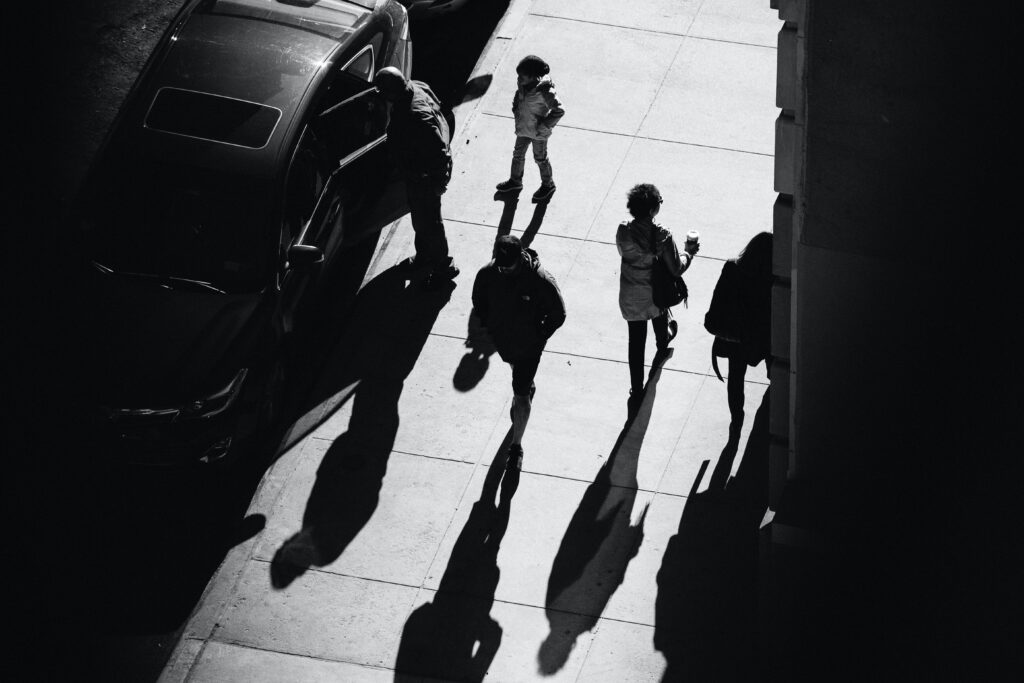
386,80,451,185
471,249,566,362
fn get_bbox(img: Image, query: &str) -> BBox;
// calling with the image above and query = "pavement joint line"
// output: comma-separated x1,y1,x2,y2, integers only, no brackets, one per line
201,636,396,673
529,11,777,51
480,110,776,159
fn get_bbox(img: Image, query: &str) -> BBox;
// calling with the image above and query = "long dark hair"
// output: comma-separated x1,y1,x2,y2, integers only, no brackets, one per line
737,231,772,276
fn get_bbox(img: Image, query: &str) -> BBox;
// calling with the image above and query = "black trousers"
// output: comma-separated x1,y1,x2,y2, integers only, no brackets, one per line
406,179,450,269
627,313,669,393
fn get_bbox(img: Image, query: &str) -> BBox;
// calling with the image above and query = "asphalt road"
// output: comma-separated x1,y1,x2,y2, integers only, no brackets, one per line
4,2,508,680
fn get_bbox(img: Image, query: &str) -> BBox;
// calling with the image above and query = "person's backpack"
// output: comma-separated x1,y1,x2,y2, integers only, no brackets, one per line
704,259,743,380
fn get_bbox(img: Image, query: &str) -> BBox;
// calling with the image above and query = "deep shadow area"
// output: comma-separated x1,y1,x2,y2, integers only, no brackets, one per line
393,431,519,682
537,353,671,675
654,387,769,682
409,1,510,113
270,267,452,587
4,1,512,679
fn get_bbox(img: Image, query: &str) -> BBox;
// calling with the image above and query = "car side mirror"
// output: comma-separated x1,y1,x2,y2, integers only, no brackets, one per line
288,244,324,270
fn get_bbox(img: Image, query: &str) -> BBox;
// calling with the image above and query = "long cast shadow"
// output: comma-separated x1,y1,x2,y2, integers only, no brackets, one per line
537,352,672,675
653,387,770,682
453,307,497,392
270,266,452,588
394,431,520,682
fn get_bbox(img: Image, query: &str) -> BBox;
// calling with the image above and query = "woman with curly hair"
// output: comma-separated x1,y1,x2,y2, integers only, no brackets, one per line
616,183,699,413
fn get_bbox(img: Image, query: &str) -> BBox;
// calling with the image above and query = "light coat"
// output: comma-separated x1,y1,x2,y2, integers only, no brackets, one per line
512,75,565,140
616,218,691,321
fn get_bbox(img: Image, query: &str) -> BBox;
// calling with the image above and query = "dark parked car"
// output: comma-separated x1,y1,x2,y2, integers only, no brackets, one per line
74,0,412,467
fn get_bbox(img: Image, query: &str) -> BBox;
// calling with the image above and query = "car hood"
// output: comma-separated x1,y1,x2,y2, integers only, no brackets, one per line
78,273,265,407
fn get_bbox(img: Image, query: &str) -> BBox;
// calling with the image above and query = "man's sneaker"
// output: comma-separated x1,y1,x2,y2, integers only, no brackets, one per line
532,184,556,203
495,179,524,193
507,443,524,471
422,263,460,290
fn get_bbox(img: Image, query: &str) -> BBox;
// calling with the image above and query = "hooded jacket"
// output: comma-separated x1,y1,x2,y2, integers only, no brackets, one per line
472,248,567,361
386,80,452,184
616,218,692,321
512,75,565,140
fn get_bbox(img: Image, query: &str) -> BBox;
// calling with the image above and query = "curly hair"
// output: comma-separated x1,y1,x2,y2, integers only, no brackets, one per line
626,183,662,218
516,55,550,78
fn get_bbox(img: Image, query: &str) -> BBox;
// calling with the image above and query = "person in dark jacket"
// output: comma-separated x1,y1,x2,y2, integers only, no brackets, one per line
495,55,565,203
374,66,458,288
716,231,773,430
472,235,566,470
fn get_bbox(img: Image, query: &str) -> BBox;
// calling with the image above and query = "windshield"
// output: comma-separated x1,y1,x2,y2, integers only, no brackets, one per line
88,160,273,293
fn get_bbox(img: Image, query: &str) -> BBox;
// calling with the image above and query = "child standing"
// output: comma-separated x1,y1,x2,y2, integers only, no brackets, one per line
495,55,565,203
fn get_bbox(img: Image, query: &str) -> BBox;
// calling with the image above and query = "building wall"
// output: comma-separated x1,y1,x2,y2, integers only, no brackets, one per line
766,0,1014,677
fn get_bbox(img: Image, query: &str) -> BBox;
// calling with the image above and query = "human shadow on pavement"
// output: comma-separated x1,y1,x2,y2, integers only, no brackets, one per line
270,266,453,588
537,353,672,675
494,190,520,237
520,201,549,248
454,308,497,392
394,431,519,682
653,387,769,682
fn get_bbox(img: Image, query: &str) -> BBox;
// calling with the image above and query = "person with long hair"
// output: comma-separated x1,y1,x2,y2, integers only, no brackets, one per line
616,183,698,413
715,231,773,430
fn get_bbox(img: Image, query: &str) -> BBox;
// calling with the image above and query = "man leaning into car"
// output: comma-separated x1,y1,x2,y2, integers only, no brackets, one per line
374,66,459,289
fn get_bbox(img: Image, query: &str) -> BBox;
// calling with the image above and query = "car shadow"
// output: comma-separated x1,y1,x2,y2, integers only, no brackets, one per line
269,266,453,588
536,351,671,675
653,387,769,682
393,430,519,682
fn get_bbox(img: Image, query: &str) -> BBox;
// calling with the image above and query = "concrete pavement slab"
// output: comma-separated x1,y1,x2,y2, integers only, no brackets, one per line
186,641,393,682
482,15,682,136
599,491,687,626
476,351,705,491
531,0,702,37
638,36,778,154
253,441,475,586
689,0,781,47
214,560,417,668
658,376,768,497
315,306,510,464
579,618,666,682
445,114,635,240
397,588,598,681
589,137,776,260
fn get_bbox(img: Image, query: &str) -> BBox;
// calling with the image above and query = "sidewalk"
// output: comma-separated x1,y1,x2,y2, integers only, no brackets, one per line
160,1,780,680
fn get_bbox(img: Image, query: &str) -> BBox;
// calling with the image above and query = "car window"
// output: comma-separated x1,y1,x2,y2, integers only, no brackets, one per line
283,129,329,248
343,45,374,81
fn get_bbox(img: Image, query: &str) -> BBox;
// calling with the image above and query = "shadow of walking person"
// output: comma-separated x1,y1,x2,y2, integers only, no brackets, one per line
494,190,520,237
520,200,548,249
537,353,672,675
394,431,519,682
453,308,496,392
653,387,770,682
270,266,453,588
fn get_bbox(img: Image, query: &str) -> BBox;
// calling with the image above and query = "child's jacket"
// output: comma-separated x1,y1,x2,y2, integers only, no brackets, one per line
512,75,565,140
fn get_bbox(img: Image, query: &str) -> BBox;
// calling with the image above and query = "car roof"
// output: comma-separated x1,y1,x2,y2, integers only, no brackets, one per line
134,6,371,178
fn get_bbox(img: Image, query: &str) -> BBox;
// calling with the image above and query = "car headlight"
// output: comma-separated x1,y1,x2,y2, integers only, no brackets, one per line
180,368,249,420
